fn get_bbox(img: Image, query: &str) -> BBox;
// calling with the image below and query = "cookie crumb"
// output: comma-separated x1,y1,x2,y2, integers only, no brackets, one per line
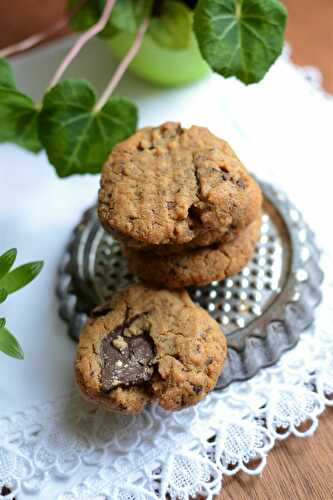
112,336,128,351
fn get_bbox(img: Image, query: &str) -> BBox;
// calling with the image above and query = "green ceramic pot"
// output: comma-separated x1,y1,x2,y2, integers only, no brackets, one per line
106,31,211,87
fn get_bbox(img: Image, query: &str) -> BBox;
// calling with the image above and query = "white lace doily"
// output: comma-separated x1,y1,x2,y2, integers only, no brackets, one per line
1,257,332,500
0,42,332,499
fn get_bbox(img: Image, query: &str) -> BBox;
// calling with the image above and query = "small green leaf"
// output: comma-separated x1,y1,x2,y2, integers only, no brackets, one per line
67,0,116,37
193,0,287,84
0,261,43,294
110,0,153,33
0,289,8,304
0,59,42,152
39,79,138,177
0,327,24,359
0,318,5,329
68,0,152,37
0,57,16,88
0,248,17,279
68,0,102,31
150,1,192,50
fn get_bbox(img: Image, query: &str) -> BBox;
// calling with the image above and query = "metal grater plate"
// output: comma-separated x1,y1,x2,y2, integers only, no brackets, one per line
57,181,323,389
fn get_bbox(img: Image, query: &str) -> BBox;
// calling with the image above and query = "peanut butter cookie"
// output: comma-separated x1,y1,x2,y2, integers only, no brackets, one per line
98,122,262,249
123,216,261,288
75,284,227,413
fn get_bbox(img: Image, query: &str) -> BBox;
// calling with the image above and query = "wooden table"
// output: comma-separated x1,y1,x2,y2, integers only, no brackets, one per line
0,2,332,499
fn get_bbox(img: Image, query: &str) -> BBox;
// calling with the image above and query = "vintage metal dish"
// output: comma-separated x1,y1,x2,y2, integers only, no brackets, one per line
57,181,323,389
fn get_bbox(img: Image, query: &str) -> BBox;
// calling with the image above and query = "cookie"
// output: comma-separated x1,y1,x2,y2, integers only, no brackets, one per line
75,284,227,413
112,222,248,256
123,216,261,288
98,122,262,248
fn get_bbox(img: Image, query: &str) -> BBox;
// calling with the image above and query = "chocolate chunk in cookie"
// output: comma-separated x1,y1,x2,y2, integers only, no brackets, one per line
100,313,155,391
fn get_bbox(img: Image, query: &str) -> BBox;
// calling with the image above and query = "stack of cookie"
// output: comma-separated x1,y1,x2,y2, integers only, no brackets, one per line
98,122,262,288
75,122,263,415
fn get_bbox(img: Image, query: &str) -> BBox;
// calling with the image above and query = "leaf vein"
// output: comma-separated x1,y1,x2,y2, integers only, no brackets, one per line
241,20,271,53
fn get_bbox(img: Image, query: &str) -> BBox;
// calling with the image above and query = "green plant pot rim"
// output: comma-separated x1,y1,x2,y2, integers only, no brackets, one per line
106,30,211,88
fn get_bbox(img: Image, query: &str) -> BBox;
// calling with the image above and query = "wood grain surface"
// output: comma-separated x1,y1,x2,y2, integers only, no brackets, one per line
221,409,333,499
0,2,332,499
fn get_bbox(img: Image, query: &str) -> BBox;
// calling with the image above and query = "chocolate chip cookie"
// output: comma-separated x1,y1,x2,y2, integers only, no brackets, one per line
98,122,262,249
123,216,261,288
75,284,227,413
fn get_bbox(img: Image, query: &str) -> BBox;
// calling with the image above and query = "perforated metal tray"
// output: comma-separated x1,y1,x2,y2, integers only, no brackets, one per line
57,181,323,389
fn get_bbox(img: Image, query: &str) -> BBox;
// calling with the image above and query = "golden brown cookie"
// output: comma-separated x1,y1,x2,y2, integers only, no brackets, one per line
75,284,227,414
123,216,261,289
98,122,262,248
112,223,249,256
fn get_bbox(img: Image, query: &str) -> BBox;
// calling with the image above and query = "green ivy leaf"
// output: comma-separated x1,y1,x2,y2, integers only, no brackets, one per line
0,57,16,88
68,0,152,36
110,0,153,33
68,0,100,32
0,327,24,359
0,289,8,304
39,80,138,177
0,57,42,152
193,0,287,84
0,318,5,329
150,1,192,50
0,88,42,153
68,0,113,36
0,261,43,294
0,248,17,280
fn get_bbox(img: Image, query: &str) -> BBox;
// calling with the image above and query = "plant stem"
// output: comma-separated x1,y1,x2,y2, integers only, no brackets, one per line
48,0,117,89
94,18,149,112
0,0,87,58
